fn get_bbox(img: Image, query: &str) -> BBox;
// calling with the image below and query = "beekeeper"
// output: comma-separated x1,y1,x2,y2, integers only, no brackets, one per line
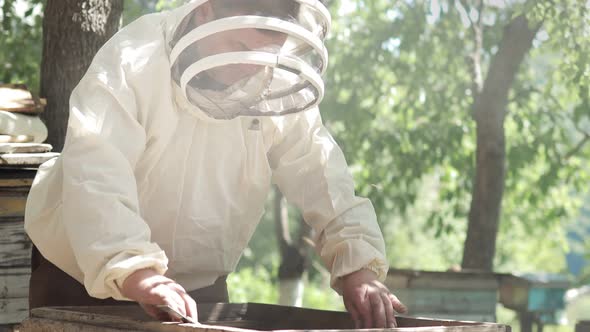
25,0,406,328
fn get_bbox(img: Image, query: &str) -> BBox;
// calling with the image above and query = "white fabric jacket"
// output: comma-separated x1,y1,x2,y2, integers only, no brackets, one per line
24,6,388,301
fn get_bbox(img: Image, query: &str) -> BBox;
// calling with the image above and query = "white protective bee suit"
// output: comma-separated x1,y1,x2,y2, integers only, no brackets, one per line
24,0,388,301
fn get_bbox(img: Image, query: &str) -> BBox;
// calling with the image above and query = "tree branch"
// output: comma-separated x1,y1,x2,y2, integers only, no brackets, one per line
471,0,484,96
564,133,590,161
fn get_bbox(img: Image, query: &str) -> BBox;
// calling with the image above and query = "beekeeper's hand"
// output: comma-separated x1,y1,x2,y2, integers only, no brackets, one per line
341,269,407,328
121,268,198,322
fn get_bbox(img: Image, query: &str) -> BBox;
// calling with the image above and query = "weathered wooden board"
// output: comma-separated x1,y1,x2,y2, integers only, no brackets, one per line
0,323,20,332
0,84,45,114
498,274,569,313
386,270,501,290
20,318,124,332
0,178,33,188
0,169,36,188
19,304,511,332
0,267,30,299
385,270,501,323
0,144,52,155
0,136,34,144
393,288,497,315
0,220,31,267
0,297,28,325
0,193,27,218
408,314,496,325
576,320,590,332
0,153,59,167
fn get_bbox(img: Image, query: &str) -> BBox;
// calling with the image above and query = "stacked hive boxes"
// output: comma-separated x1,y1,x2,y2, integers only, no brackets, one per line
0,169,36,324
384,268,503,322
0,84,59,325
0,84,48,145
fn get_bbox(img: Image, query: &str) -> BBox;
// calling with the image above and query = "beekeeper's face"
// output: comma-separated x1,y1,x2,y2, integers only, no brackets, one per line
192,2,289,85
170,0,330,119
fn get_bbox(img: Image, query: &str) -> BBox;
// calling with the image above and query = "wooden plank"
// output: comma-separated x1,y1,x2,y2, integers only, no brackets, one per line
26,304,511,332
0,169,36,188
0,178,33,188
384,271,499,321
527,287,566,312
0,242,31,267
19,318,129,332
0,221,31,267
0,144,52,154
0,84,44,115
386,270,501,290
0,297,28,325
498,275,530,311
0,268,30,299
404,276,497,290
408,314,496,324
386,274,410,290
0,153,59,167
0,187,29,194
0,136,34,144
393,289,497,314
576,320,590,332
0,193,27,218
0,220,28,243
0,324,19,332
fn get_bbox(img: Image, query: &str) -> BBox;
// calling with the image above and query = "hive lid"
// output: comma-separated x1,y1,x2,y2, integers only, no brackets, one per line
0,84,46,115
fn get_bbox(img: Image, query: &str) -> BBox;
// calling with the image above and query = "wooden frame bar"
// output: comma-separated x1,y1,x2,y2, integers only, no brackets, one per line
20,303,511,332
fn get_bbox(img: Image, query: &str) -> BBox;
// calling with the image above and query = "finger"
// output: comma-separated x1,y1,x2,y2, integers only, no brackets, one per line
381,293,396,328
140,303,171,321
369,292,386,328
164,292,188,320
168,282,188,294
354,291,372,329
388,293,408,314
344,300,361,329
181,292,199,322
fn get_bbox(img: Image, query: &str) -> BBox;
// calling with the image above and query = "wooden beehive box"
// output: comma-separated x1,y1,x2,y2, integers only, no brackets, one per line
385,269,504,322
19,303,511,332
498,273,569,324
0,169,37,325
0,84,45,115
576,320,590,332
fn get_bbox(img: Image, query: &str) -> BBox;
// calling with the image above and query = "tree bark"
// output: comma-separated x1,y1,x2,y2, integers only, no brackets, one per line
462,15,540,271
274,188,311,306
40,0,123,151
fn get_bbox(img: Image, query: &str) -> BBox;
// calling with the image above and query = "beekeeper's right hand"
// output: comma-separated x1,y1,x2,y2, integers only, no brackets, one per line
120,268,198,322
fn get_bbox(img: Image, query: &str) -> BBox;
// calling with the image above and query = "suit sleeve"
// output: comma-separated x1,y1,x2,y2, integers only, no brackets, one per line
268,108,388,293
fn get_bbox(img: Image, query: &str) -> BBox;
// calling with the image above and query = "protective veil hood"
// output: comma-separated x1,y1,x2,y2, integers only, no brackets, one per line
165,0,331,120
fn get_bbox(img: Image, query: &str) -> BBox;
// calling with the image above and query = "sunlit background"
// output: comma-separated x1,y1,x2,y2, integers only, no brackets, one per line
1,0,589,331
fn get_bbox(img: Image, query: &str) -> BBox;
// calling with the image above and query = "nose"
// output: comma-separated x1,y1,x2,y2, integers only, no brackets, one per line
242,29,287,51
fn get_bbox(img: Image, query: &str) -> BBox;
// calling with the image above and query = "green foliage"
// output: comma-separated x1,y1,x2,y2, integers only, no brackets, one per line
122,0,157,26
302,280,344,310
524,0,590,89
0,0,43,92
155,0,184,11
228,265,344,310
228,266,279,304
318,0,589,273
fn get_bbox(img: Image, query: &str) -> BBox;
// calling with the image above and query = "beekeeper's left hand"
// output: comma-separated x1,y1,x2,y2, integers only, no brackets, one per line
341,269,407,328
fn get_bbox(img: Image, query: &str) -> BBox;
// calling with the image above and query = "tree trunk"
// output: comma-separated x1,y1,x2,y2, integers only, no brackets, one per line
274,188,311,306
462,16,540,271
40,0,123,151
